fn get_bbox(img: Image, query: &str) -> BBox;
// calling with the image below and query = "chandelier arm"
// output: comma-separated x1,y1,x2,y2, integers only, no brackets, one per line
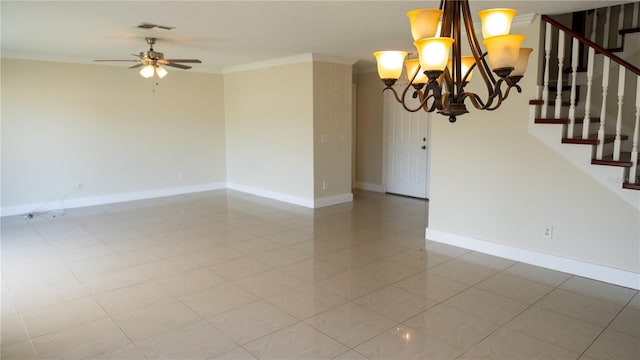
382,86,404,104
434,92,449,112
481,79,508,111
461,0,498,99
441,1,455,95
385,86,435,113
458,76,507,111
484,79,525,110
403,92,436,112
461,90,501,111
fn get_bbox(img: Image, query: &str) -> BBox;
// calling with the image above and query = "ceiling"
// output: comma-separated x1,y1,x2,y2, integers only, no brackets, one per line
1,1,627,74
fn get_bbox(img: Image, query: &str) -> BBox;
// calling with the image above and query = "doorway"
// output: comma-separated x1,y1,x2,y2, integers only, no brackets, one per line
383,87,431,199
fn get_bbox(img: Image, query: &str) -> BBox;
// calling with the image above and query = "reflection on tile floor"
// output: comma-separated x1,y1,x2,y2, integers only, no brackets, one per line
1,190,638,359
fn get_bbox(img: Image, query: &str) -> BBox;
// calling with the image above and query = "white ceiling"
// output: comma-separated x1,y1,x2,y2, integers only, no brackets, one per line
1,1,627,74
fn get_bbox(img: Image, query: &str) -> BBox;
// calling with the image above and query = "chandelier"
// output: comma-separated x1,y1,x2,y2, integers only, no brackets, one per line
373,0,533,123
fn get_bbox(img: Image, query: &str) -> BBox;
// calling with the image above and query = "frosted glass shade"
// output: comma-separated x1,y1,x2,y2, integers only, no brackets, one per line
405,59,427,84
414,37,453,72
478,8,517,39
448,56,475,82
139,64,155,78
511,47,533,76
155,65,168,78
483,34,525,70
407,9,443,40
373,51,408,80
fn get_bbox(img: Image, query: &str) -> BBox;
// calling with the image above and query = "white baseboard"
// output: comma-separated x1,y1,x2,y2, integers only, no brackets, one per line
2,182,353,217
1,182,226,217
426,228,640,290
354,182,384,193
226,183,315,208
227,183,352,209
314,193,353,208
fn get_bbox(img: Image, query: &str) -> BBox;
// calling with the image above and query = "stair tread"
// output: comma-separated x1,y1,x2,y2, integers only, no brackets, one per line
623,182,640,190
562,134,629,145
604,47,624,53
529,100,572,107
592,152,633,167
619,27,640,35
535,117,600,124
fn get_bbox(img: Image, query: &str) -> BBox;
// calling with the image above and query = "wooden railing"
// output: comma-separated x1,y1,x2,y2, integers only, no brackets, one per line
540,13,640,185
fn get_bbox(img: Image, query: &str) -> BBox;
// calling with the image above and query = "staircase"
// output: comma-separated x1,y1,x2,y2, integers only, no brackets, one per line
529,2,640,208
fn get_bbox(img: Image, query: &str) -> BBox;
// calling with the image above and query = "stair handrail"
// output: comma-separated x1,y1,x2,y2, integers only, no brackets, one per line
542,15,640,76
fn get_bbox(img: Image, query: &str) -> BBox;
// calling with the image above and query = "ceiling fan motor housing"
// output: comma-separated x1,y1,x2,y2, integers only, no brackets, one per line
140,50,164,60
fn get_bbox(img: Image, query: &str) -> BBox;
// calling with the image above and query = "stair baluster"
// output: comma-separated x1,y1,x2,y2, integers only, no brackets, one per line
597,57,610,160
582,47,595,140
555,30,566,119
590,8,598,42
633,3,639,28
604,7,612,49
618,5,626,48
568,37,579,139
542,23,552,119
614,67,625,161
534,13,640,193
630,78,640,184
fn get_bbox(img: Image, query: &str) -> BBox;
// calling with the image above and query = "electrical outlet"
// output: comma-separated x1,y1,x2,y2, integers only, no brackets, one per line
322,180,329,190
178,171,185,180
544,225,553,239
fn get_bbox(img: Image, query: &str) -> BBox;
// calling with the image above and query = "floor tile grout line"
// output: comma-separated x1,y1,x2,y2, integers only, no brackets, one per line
576,293,640,359
4,190,636,359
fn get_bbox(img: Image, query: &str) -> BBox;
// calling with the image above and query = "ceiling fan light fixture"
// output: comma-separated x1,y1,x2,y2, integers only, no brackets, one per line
155,65,168,78
139,64,155,78
95,37,201,79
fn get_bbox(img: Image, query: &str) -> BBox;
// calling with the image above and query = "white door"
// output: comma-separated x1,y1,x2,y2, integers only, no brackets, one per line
383,88,430,199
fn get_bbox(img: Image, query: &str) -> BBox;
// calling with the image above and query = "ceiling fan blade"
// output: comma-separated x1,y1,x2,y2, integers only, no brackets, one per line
128,63,144,69
94,59,140,62
163,62,192,69
164,59,202,63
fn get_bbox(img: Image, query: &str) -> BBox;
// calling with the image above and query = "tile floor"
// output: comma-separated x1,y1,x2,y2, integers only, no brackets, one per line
1,190,639,359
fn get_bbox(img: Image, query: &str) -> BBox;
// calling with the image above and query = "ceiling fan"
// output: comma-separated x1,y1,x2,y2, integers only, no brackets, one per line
94,37,201,78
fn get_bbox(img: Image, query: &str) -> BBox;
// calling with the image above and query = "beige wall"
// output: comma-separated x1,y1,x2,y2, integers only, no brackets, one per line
354,72,385,189
427,17,640,273
313,61,353,199
224,61,315,202
1,59,226,213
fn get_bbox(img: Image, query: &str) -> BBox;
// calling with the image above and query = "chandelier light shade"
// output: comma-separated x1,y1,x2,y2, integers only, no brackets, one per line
373,51,408,84
407,9,443,40
373,0,533,122
414,37,454,72
405,59,428,85
448,56,475,83
512,47,534,78
483,34,525,73
478,8,517,38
